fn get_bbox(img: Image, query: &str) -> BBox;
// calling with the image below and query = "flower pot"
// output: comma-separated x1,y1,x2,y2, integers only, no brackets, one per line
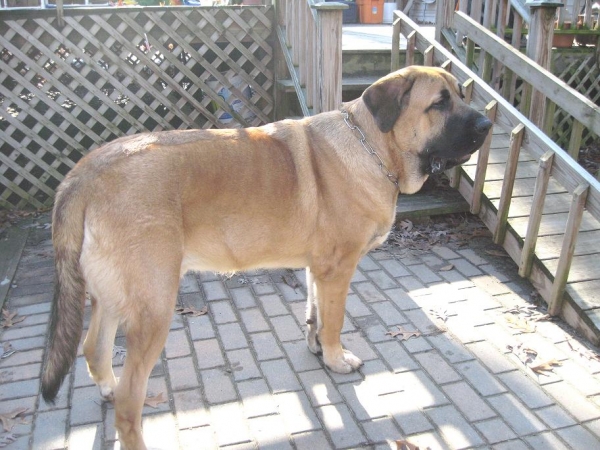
553,21,574,48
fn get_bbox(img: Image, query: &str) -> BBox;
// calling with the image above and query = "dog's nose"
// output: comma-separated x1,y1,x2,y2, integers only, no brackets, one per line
474,116,493,135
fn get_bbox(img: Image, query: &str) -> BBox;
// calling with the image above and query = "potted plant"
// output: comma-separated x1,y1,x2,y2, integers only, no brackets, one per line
553,20,575,48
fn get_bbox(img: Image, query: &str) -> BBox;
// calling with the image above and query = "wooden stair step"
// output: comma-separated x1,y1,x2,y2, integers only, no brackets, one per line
277,75,379,93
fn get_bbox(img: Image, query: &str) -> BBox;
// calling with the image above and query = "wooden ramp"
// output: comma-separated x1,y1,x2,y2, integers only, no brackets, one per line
392,11,600,344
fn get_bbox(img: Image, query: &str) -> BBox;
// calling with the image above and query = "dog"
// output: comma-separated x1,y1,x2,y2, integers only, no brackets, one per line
41,66,492,449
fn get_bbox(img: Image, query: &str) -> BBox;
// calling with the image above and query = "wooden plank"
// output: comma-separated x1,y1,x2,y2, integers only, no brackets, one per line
537,229,600,260
549,184,590,315
276,26,310,117
396,189,469,220
566,279,600,311
509,209,600,237
491,192,572,218
391,15,401,71
494,123,525,244
0,223,30,310
471,100,498,214
519,150,554,277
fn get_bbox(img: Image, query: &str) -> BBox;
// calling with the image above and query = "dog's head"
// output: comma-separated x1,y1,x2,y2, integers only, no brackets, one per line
362,66,491,183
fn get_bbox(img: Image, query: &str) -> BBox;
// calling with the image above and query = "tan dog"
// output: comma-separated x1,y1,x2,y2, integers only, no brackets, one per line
41,66,491,449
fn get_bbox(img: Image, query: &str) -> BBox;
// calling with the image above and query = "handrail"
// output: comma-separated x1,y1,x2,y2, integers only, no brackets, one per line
454,11,600,137
392,11,600,219
276,0,346,116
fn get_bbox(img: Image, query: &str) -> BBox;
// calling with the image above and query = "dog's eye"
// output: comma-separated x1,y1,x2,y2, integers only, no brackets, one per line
429,97,449,111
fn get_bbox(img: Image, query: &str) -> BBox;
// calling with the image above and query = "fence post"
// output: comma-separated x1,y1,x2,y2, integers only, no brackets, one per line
311,2,346,113
435,0,454,46
526,1,563,128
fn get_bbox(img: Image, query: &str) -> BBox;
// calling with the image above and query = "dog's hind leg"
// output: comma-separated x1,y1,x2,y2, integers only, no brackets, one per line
83,295,119,401
112,258,180,450
305,267,321,354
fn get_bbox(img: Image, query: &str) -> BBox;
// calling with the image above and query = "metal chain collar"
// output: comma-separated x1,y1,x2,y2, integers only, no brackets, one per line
341,109,400,188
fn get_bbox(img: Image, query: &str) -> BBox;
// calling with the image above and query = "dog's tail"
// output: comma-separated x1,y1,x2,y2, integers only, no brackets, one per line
41,175,87,403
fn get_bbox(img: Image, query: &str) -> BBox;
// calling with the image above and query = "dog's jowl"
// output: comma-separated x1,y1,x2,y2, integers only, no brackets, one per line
41,66,491,449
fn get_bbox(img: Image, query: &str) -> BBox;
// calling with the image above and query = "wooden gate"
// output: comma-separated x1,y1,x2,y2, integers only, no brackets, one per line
0,5,275,209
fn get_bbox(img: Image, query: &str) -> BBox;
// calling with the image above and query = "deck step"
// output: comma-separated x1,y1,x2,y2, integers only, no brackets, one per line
396,188,470,221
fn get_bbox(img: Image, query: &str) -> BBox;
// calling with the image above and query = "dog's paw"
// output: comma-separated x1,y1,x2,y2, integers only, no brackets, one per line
98,377,118,402
325,349,363,374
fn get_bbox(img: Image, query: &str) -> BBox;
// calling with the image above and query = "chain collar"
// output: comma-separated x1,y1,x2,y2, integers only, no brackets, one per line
341,109,399,189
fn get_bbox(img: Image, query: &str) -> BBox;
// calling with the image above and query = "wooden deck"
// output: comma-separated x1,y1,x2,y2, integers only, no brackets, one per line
390,10,600,345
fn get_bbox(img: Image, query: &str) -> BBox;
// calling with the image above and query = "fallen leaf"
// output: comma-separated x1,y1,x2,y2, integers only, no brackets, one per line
175,305,208,317
0,434,16,448
1,310,26,328
386,326,422,341
112,345,127,362
430,308,448,322
485,249,511,258
395,440,420,450
0,407,28,432
399,220,413,232
439,264,454,271
144,392,167,409
504,314,536,333
530,359,562,375
281,274,301,291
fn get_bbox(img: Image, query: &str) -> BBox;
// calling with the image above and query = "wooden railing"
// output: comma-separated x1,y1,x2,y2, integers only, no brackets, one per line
275,0,345,116
436,0,600,177
392,10,600,338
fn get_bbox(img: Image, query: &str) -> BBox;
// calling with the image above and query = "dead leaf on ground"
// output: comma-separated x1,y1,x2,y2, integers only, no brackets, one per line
175,305,208,317
439,264,454,271
504,314,536,333
566,338,600,363
429,308,448,322
485,249,511,258
144,392,167,409
281,273,301,291
0,434,17,448
386,326,422,341
0,407,28,432
0,310,26,328
112,345,127,362
395,439,421,450
530,359,562,375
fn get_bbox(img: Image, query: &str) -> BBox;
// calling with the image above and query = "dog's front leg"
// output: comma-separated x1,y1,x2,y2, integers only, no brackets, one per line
311,265,363,373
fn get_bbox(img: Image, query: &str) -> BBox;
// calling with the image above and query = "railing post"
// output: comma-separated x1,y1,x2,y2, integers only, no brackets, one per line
526,1,563,128
311,2,346,113
435,0,454,47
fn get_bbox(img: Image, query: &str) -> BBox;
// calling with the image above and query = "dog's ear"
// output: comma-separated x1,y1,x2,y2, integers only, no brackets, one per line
362,74,414,133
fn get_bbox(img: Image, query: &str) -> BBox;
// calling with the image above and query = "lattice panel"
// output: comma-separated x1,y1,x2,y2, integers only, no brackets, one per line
0,6,275,209
552,54,600,150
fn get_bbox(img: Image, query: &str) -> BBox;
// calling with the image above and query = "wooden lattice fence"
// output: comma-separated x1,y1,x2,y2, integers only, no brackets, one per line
0,5,275,209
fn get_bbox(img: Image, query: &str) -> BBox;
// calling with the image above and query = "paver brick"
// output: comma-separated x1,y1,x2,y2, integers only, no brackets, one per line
431,246,460,260
381,391,433,435
250,331,284,360
270,315,304,342
193,338,225,369
556,426,600,449
345,293,372,317
179,426,217,449
167,357,199,391
534,404,577,429
201,368,237,404
218,322,248,350
69,424,103,450
70,386,103,426
239,307,270,333
298,369,342,406
524,432,570,450
371,301,407,326
210,300,237,324
353,281,387,303
172,389,210,428
164,328,191,358
442,381,496,422
488,393,547,436
210,402,252,447
187,315,215,340
282,340,322,372
31,408,68,449
362,417,401,445
414,351,462,385
475,417,517,443
226,348,262,381
544,380,600,422
368,270,399,290
203,280,229,301
261,359,301,393
379,258,411,277
231,287,257,309
375,340,419,373
259,294,289,316
318,403,367,448
275,391,321,434
498,371,553,409
238,379,278,418
427,405,485,449
467,340,515,374
292,430,333,450
248,414,293,449
455,360,506,396
408,264,442,284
